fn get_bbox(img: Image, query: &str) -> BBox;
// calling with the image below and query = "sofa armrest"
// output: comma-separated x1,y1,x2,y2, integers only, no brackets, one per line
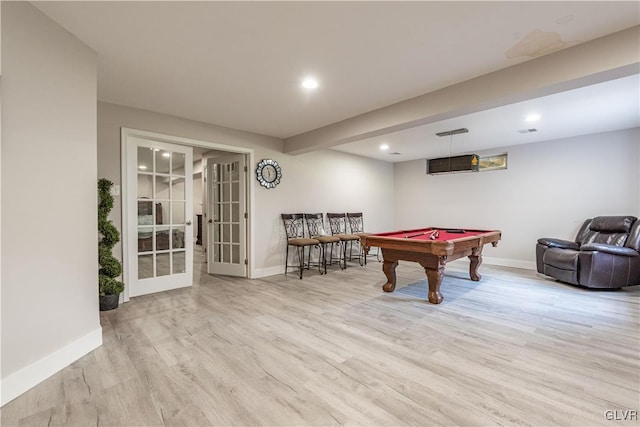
537,238,579,250
580,243,640,257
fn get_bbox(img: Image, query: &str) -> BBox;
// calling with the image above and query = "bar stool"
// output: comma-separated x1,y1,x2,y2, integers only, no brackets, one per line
326,213,360,268
346,212,379,265
281,213,321,279
303,213,342,274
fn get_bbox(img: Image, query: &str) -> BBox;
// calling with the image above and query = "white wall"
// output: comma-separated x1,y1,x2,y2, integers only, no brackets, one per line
1,2,101,405
252,148,394,276
394,128,640,269
98,103,394,277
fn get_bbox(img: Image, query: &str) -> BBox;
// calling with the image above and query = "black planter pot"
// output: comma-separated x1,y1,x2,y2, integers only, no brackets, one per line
99,294,120,311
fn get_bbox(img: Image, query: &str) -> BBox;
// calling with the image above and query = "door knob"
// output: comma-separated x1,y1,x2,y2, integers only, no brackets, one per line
186,220,192,226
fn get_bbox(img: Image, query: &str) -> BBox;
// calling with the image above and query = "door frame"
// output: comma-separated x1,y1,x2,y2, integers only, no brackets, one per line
121,128,255,302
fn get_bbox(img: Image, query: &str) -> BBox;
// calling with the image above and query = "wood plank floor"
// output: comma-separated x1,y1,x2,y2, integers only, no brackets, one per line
2,253,639,426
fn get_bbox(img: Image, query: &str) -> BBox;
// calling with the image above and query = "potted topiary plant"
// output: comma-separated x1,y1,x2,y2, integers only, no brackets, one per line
98,178,125,311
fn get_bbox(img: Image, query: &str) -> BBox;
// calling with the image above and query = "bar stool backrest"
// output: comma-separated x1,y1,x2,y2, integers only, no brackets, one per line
303,213,326,237
347,212,365,234
281,213,306,239
326,213,348,235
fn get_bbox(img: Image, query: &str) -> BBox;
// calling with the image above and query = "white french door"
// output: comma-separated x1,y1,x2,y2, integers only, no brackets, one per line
125,136,193,297
206,154,247,276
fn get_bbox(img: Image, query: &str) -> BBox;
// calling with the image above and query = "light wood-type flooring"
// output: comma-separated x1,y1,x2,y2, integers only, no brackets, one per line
2,250,639,426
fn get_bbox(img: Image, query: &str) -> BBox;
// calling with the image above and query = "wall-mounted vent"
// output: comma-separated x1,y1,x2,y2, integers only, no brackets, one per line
427,154,479,175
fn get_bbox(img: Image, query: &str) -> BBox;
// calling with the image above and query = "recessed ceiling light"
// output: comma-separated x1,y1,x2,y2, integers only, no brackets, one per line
301,77,318,89
525,113,541,122
138,165,147,170
380,144,389,151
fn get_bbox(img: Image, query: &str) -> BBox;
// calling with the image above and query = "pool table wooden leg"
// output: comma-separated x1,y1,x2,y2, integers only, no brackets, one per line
424,265,444,304
381,259,398,292
469,248,482,281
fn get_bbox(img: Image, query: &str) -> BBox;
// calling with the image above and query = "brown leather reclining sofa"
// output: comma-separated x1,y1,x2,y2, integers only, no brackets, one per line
536,216,640,289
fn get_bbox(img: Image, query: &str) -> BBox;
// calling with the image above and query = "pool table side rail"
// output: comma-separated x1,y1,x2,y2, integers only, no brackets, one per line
361,229,501,257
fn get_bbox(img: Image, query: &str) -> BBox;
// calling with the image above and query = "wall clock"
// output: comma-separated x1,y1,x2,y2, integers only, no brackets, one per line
256,159,282,189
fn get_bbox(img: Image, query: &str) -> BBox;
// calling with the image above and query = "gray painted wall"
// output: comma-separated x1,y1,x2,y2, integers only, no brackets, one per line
394,127,640,268
1,1,100,400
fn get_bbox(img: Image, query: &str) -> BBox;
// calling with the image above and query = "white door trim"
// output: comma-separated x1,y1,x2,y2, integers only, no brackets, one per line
121,128,255,302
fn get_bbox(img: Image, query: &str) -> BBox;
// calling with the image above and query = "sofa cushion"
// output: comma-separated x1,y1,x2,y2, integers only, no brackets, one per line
581,231,629,247
543,247,580,270
589,216,636,233
581,243,639,257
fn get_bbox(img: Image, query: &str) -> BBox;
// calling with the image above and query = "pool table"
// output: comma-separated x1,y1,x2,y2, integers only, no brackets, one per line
361,227,501,304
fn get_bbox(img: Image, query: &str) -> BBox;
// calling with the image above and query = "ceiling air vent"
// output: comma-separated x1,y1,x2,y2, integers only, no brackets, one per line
427,154,479,175
518,128,537,133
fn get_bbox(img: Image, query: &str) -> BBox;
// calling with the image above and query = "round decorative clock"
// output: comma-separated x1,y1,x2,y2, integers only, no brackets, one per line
256,159,282,189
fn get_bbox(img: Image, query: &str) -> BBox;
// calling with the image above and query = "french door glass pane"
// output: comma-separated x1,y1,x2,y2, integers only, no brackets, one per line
138,226,153,253
230,162,239,181
138,147,153,172
172,178,185,200
156,226,170,251
156,150,170,173
138,254,153,279
232,183,239,202
232,245,239,264
173,251,185,274
173,226,185,249
156,253,170,276
155,176,169,199
172,202,185,224
156,204,168,225
173,153,185,175
138,175,152,199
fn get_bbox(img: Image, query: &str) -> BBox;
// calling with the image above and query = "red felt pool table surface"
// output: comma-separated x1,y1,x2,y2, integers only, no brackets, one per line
373,228,488,241
361,227,501,304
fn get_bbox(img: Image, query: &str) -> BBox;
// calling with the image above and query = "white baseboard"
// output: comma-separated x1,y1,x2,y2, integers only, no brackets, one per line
251,265,284,278
482,256,536,270
251,257,535,279
1,327,103,406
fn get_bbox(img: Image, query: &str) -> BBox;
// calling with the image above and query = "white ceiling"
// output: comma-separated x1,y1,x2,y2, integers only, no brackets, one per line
334,74,640,162
34,1,640,162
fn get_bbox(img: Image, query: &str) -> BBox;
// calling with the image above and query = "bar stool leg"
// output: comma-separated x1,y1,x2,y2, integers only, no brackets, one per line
285,245,290,275
319,244,325,275
297,246,304,279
